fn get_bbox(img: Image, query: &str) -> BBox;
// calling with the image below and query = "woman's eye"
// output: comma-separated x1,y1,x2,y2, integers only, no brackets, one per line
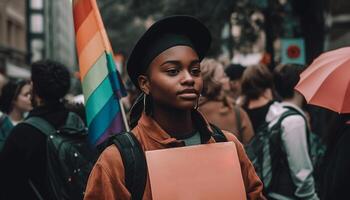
166,69,179,76
191,68,201,76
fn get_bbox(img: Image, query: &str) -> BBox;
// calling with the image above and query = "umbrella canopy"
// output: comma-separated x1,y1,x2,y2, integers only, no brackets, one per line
295,47,350,113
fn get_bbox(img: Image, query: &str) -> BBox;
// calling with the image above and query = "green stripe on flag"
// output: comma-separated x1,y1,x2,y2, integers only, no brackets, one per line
82,53,108,101
106,52,117,73
85,77,114,125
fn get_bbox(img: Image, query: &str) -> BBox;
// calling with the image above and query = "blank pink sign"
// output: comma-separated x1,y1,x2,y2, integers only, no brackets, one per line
146,142,246,200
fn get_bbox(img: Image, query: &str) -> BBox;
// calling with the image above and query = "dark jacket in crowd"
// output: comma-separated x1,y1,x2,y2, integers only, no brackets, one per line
243,101,274,132
321,120,350,200
0,102,69,200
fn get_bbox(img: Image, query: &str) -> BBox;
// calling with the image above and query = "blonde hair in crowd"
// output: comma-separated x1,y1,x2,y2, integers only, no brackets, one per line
200,58,231,108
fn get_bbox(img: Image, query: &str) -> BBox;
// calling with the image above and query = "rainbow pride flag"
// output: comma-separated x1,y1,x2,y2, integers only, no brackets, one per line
72,0,128,146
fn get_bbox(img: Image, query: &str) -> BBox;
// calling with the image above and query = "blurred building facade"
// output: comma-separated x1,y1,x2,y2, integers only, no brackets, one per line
45,0,77,68
0,0,77,80
27,0,77,68
325,0,350,50
0,0,30,79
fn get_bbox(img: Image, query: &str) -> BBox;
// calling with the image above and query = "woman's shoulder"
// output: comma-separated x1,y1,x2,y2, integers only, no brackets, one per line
98,145,123,164
96,145,125,176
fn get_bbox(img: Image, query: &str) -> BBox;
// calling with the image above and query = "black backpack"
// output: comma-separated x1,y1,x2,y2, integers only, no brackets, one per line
245,105,326,195
23,112,98,200
108,124,227,200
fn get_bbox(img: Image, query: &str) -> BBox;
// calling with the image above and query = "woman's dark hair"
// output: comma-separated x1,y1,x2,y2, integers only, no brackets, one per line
31,60,71,103
0,79,31,114
273,63,304,99
225,64,246,81
241,64,274,101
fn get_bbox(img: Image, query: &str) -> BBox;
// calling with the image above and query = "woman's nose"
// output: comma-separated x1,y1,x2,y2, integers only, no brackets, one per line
181,71,195,86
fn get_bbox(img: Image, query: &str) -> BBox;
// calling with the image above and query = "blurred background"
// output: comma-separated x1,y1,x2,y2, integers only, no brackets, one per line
0,0,350,93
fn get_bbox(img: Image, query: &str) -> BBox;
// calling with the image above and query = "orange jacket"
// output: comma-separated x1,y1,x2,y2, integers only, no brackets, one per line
198,100,255,145
84,111,265,200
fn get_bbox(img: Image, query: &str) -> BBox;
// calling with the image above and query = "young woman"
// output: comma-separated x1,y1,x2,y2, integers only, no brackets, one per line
198,58,255,145
84,16,265,200
240,64,275,132
0,79,32,125
0,79,32,151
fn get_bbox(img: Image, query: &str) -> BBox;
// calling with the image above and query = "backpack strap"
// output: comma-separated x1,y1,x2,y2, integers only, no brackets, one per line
112,132,147,200
280,105,307,121
22,117,56,200
23,116,56,136
209,124,228,142
233,105,243,141
64,112,85,130
281,105,312,151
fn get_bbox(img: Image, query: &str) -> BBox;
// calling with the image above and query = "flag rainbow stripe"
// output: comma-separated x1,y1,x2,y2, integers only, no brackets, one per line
73,0,126,146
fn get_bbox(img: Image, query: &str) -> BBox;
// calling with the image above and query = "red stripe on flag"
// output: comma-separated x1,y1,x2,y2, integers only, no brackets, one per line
90,0,113,52
76,12,99,55
73,0,92,32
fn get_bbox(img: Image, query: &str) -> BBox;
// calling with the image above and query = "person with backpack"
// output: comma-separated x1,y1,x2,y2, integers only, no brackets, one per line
84,15,265,200
198,58,255,145
240,64,276,133
0,60,75,199
262,63,319,200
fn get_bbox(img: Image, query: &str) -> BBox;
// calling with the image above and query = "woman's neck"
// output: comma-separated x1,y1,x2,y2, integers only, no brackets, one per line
9,108,24,123
151,105,194,138
283,92,304,108
247,89,273,109
248,96,271,109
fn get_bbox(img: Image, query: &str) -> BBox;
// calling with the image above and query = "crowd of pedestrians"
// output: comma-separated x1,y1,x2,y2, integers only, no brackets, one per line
0,15,348,200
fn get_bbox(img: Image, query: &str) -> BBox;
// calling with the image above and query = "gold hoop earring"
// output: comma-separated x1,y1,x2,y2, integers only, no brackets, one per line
143,93,147,111
194,94,201,110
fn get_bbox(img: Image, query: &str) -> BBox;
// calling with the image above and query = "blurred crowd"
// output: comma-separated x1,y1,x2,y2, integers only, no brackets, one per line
0,31,349,200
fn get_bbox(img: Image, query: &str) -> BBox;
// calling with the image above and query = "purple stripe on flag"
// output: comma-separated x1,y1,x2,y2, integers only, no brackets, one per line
96,113,124,145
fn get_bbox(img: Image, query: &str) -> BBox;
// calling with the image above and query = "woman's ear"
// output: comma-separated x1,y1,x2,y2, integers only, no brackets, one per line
138,75,150,95
263,88,273,100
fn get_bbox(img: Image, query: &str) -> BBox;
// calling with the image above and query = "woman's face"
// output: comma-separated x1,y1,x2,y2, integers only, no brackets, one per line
144,45,203,110
13,84,33,113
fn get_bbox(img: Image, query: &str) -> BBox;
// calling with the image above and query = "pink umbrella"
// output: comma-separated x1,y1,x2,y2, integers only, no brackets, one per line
295,47,350,113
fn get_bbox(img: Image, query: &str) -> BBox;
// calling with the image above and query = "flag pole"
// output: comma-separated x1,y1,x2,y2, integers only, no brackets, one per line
119,98,130,132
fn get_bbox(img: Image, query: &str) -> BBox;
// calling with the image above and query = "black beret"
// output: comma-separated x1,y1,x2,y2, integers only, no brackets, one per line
127,15,212,88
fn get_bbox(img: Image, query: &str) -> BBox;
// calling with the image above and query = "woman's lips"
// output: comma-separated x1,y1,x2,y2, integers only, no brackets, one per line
177,93,198,99
177,88,198,100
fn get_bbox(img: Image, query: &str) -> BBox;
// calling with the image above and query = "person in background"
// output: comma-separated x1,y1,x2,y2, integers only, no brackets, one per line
198,58,254,145
240,64,275,132
0,79,32,125
0,79,32,151
225,63,246,101
320,111,350,200
268,63,319,200
0,60,72,199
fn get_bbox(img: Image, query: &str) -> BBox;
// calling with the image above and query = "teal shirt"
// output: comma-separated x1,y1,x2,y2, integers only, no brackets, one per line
0,113,14,152
182,132,201,146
